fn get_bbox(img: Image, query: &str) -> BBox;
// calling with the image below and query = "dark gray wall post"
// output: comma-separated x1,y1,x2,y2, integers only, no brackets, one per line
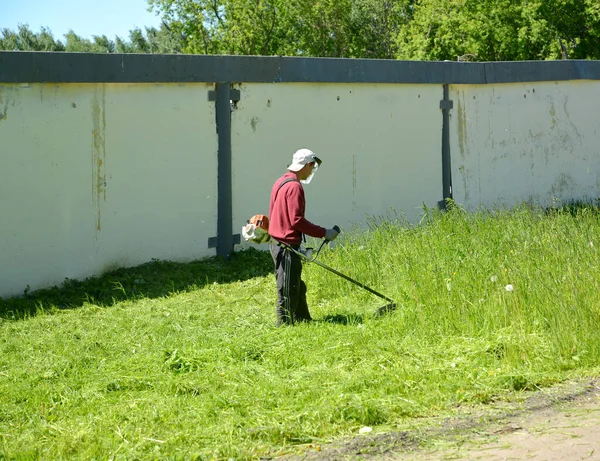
216,82,234,259
440,84,454,209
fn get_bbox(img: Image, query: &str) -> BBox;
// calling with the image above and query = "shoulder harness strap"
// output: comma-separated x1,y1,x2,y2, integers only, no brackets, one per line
275,177,299,201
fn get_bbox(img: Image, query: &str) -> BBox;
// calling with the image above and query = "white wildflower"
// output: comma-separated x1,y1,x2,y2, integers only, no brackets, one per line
359,427,373,434
490,275,498,282
505,284,514,292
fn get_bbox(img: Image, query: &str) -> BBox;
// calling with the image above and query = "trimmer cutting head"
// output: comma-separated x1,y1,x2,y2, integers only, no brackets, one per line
375,303,397,316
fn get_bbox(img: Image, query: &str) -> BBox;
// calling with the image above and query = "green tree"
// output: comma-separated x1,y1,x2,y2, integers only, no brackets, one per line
0,25,65,51
538,0,600,59
3,0,598,60
115,24,184,53
119,28,153,53
145,23,185,53
395,0,600,61
64,31,115,52
0,23,182,55
148,0,412,57
91,35,116,53
347,0,412,58
148,0,223,54
148,0,294,55
291,0,355,57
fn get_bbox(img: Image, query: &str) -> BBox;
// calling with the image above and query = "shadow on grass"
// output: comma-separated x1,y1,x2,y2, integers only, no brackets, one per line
320,313,365,325
545,199,600,217
0,248,273,321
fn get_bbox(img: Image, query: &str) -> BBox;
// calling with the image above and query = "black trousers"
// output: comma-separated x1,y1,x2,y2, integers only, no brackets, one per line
270,242,312,325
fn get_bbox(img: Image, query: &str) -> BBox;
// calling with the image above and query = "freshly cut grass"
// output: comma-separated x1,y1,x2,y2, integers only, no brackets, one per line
1,203,600,460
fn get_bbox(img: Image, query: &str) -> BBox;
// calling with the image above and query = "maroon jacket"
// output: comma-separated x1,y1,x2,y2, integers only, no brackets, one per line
269,172,326,245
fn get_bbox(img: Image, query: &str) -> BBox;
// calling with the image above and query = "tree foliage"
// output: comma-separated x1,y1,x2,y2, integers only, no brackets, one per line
149,0,600,60
147,0,411,58
0,23,183,54
0,25,65,51
396,0,600,61
2,0,599,60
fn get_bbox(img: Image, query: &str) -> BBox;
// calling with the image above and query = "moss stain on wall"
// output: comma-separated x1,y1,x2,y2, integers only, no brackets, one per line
92,85,107,233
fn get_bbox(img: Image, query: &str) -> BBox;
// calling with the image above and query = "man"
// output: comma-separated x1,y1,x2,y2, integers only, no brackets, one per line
268,148,339,326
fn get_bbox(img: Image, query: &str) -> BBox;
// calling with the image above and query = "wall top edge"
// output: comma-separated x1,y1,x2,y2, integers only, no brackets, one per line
1,51,599,84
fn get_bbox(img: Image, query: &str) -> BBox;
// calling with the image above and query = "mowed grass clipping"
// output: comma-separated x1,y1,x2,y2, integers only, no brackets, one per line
2,203,600,460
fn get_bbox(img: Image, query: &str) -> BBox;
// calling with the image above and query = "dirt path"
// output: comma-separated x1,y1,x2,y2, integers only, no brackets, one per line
280,378,600,460
402,381,600,461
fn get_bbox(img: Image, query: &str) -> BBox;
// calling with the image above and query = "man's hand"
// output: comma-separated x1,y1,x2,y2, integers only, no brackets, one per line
325,227,340,241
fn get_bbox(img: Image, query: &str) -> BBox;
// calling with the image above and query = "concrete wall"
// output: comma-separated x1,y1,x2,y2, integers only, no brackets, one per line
1,53,600,298
231,82,442,242
450,81,600,209
0,82,218,297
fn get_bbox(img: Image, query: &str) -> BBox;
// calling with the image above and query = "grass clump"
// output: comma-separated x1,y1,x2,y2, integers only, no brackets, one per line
1,202,600,459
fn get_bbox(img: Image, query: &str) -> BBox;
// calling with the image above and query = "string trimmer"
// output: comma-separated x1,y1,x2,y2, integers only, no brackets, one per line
274,226,397,315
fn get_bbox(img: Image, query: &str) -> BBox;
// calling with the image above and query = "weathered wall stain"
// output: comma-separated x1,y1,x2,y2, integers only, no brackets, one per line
458,165,469,203
250,116,259,132
548,99,557,130
551,173,574,196
455,91,470,203
563,98,582,140
457,93,467,158
92,85,107,233
352,154,357,211
0,87,8,121
454,82,599,211
548,94,582,157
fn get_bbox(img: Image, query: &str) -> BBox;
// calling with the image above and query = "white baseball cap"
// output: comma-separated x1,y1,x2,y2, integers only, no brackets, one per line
287,148,322,172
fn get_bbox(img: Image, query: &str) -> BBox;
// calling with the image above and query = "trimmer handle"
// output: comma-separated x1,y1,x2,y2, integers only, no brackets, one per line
324,225,341,243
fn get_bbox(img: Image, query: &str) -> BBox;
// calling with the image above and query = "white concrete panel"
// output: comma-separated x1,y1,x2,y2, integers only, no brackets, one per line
93,83,218,270
450,81,600,210
0,83,217,298
0,84,97,297
231,83,443,245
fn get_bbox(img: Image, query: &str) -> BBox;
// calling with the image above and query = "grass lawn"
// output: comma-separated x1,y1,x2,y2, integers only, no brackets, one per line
1,203,600,460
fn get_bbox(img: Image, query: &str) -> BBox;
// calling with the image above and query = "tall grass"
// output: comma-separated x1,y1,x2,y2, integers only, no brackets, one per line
1,203,600,459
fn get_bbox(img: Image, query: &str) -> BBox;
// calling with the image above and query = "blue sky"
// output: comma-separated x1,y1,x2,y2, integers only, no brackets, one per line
0,0,163,40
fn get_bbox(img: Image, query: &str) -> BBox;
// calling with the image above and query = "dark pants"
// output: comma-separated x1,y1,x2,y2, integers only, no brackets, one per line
270,242,312,325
